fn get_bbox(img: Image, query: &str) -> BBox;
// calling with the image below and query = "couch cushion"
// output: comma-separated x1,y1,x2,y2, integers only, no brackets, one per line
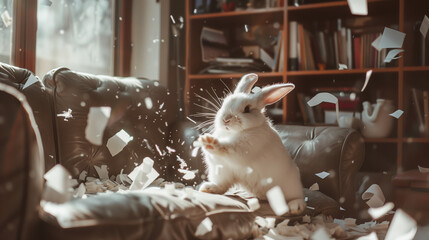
43,67,177,179
0,84,44,240
40,188,255,240
39,186,342,240
0,63,57,170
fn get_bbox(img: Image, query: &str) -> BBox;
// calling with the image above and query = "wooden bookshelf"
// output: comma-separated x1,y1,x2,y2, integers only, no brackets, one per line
185,0,429,174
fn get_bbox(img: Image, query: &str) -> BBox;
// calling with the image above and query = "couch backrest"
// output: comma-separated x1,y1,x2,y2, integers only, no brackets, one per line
0,84,44,240
43,67,177,179
0,63,57,171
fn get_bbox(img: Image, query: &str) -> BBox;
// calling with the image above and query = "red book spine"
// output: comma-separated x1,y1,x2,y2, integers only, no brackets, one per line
354,37,361,69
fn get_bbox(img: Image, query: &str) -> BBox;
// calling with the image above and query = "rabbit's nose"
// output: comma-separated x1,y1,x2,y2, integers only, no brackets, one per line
223,115,232,124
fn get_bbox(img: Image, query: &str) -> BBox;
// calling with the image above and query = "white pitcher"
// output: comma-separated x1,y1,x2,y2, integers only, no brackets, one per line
361,99,395,138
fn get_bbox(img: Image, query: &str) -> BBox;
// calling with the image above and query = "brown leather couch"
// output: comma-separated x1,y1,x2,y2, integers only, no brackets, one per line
0,63,365,240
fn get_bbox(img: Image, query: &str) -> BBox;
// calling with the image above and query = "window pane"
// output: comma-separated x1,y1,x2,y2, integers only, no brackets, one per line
36,0,114,76
0,0,13,63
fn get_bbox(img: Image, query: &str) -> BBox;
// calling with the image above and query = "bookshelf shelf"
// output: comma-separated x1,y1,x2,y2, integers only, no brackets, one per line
189,7,283,20
403,138,429,143
287,0,390,12
189,72,284,80
365,138,399,143
286,68,399,76
403,66,429,72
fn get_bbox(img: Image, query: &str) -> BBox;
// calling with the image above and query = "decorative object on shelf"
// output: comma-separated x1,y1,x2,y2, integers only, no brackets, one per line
338,115,361,130
222,0,236,12
361,99,395,138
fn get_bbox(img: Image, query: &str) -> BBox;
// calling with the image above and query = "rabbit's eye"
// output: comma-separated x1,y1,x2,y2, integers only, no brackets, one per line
243,105,250,113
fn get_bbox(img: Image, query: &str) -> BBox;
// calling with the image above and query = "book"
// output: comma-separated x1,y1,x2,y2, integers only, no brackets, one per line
273,30,284,71
260,48,275,70
288,21,299,71
424,90,429,136
411,88,425,135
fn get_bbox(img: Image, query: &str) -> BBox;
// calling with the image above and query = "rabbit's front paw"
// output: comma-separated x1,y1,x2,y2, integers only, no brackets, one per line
198,134,219,151
288,198,306,215
199,182,225,194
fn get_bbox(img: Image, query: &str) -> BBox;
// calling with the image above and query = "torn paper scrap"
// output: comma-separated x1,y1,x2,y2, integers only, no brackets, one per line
307,92,338,107
420,15,429,38
255,216,267,228
195,217,213,237
384,49,404,63
23,74,38,90
389,109,403,119
362,184,385,208
371,35,382,51
368,202,394,219
94,165,109,180
418,165,429,173
106,129,133,157
129,157,154,181
116,169,132,185
384,209,417,240
357,232,378,240
311,227,331,240
128,157,159,190
302,215,311,223
347,0,367,16
42,164,72,203
79,170,87,181
338,64,348,70
74,183,86,198
309,182,319,191
85,107,111,145
57,108,73,121
267,186,289,216
247,198,260,211
265,217,276,229
178,168,197,180
145,97,153,109
361,70,373,92
315,171,330,179
378,27,406,49
1,10,12,28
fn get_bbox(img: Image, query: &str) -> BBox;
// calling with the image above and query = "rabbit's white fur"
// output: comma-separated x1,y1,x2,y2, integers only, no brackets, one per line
198,73,306,215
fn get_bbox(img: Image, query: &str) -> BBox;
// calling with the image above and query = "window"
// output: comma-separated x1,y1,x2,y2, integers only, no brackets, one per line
0,0,13,63
36,0,115,76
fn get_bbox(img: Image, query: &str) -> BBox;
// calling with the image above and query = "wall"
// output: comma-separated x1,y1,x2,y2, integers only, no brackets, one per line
131,0,168,85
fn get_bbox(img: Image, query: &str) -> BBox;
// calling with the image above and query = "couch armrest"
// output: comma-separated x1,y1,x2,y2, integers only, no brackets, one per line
275,125,364,215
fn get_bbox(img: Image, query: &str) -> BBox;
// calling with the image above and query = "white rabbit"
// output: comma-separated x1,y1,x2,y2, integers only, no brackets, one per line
197,73,306,215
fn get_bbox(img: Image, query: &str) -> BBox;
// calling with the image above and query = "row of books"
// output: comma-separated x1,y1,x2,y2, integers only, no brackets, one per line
288,21,389,71
297,87,360,124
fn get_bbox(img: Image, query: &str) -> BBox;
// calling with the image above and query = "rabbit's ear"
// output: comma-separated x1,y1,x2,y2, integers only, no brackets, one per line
234,73,259,94
258,83,295,106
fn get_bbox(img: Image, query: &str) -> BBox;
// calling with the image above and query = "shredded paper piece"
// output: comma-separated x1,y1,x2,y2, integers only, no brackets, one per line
315,171,330,179
378,27,406,49
362,184,385,208
195,217,213,237
389,109,403,119
338,64,348,70
94,165,109,180
418,165,429,173
384,49,404,63
178,168,197,180
420,15,429,38
1,10,12,28
311,227,331,240
57,108,73,121
384,209,417,240
347,0,368,16
247,198,260,211
309,182,319,191
42,164,72,203
106,129,133,157
85,106,111,145
267,186,289,216
361,70,373,92
368,202,394,219
23,74,38,90
371,35,382,51
128,157,159,190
